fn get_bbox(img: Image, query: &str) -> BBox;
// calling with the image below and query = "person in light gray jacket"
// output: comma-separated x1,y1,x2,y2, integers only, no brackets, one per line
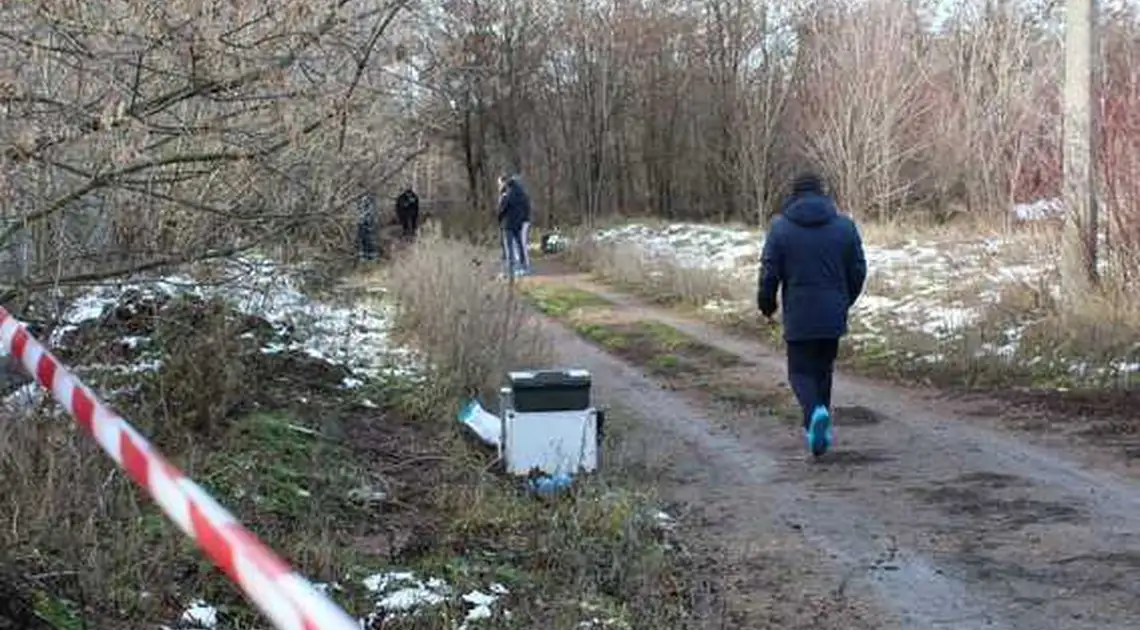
356,187,380,261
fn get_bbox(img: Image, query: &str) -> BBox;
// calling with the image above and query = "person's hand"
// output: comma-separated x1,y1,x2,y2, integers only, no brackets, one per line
758,298,776,320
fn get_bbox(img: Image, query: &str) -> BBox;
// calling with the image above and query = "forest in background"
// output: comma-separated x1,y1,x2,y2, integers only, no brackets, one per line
2,0,1138,288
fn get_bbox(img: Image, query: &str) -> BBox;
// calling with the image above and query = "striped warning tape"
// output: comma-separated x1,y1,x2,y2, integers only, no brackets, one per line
0,306,360,630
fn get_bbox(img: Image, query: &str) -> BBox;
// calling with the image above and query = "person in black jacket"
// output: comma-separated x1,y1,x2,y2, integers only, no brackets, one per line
395,186,420,240
497,174,532,276
758,172,867,457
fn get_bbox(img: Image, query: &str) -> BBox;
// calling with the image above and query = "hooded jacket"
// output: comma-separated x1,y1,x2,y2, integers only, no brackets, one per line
396,188,419,216
497,177,531,230
757,189,867,341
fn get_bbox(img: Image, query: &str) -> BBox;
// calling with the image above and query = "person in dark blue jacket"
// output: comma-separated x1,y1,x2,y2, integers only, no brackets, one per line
497,174,532,276
758,172,867,457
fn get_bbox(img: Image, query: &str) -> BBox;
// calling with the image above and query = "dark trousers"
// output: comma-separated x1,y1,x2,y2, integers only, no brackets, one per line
786,339,839,430
357,221,379,260
398,209,419,239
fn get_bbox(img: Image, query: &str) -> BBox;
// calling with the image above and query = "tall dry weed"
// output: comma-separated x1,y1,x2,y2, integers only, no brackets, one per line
565,223,1140,388
385,224,553,402
567,236,746,308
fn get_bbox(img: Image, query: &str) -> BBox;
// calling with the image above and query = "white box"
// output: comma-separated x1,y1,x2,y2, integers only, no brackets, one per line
502,408,599,476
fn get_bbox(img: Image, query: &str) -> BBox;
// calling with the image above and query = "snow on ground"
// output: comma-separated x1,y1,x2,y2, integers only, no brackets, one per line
0,255,433,629
2,254,423,414
596,223,760,278
176,601,219,629
1012,198,1063,222
62,255,421,384
361,571,511,629
167,571,512,629
593,219,1140,378
595,220,1053,340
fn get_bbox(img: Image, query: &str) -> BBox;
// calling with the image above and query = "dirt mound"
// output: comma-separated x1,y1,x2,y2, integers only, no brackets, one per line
31,290,353,443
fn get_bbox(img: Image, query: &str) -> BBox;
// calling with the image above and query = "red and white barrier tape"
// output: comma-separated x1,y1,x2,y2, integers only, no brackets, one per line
0,307,360,630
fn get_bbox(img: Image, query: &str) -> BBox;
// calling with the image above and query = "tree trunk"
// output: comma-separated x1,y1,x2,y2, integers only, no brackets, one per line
1061,0,1099,300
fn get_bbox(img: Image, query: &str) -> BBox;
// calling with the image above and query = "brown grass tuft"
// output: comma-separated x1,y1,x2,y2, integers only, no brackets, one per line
564,221,1140,390
565,235,747,309
0,287,394,627
384,223,553,402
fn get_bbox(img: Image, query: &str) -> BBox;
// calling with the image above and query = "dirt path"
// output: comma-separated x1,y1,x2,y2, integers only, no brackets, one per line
528,268,1140,630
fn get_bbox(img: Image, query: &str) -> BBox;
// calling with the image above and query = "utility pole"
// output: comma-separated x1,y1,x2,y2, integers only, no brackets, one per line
1061,0,1099,299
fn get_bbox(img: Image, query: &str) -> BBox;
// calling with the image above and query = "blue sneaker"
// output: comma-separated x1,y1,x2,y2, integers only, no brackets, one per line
808,405,832,457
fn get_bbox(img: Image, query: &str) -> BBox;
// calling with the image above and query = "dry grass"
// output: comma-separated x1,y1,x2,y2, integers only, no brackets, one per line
520,281,800,425
374,229,706,628
564,233,748,309
561,220,1140,390
384,223,553,402
0,244,704,629
0,294,388,628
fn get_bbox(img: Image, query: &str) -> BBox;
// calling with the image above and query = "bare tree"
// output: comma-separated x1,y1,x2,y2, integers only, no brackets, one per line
390,0,1123,253
738,2,797,220
787,0,934,219
1061,0,1099,297
0,0,423,294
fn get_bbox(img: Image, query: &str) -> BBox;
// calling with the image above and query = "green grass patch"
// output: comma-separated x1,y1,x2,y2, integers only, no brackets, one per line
184,407,384,623
520,282,614,318
32,592,83,630
573,319,741,378
199,410,363,524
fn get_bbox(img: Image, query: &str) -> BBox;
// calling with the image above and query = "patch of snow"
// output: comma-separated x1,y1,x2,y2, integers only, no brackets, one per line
578,619,629,629
41,255,422,398
702,299,749,314
591,222,1085,370
179,600,218,629
460,588,499,622
1114,361,1140,374
86,358,164,375
1013,197,1063,221
63,293,116,325
363,571,417,593
597,223,761,277
361,571,510,628
577,601,631,629
347,484,388,504
377,582,448,612
119,335,149,349
2,382,43,411
363,571,450,616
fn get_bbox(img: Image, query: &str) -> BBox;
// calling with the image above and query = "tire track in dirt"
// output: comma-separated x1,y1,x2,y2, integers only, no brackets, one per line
535,318,903,629
529,269,1140,630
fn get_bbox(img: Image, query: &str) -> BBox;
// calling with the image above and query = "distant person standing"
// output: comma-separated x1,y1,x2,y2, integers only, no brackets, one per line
757,172,867,457
395,186,420,240
497,173,532,276
356,186,380,261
